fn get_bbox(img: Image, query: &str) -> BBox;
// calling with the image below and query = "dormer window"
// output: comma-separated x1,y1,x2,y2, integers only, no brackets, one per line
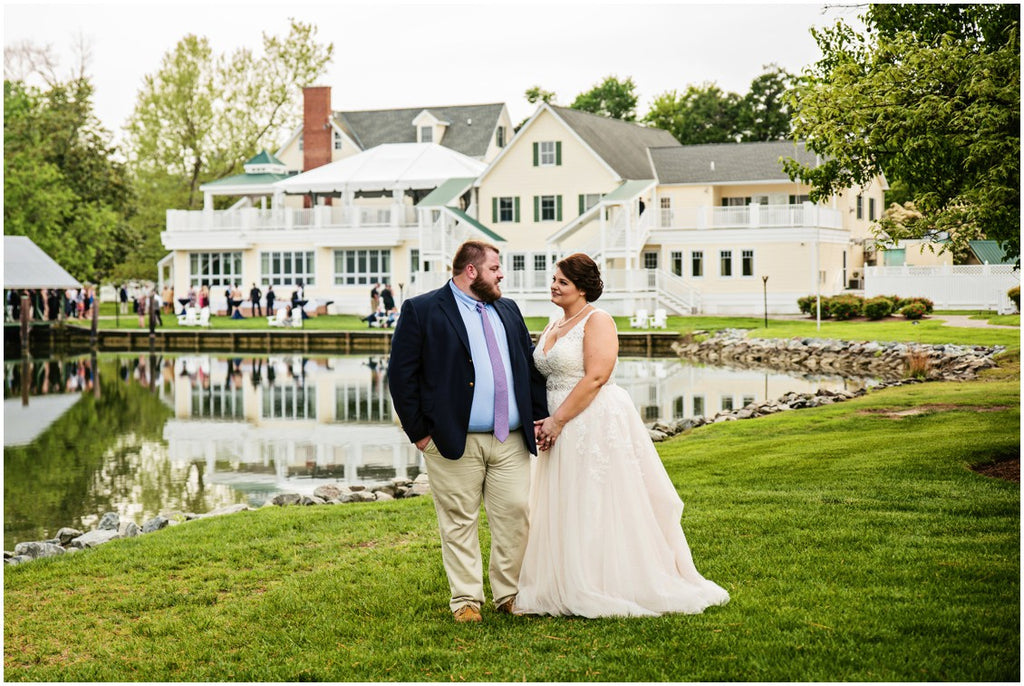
419,126,433,143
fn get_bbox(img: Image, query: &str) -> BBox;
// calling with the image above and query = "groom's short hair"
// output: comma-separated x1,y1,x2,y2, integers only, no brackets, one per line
452,240,500,277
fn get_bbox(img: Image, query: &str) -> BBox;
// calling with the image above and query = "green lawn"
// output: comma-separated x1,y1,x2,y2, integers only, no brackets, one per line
4,368,1018,681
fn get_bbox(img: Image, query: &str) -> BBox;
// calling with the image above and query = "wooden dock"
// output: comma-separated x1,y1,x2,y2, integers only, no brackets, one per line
6,323,682,358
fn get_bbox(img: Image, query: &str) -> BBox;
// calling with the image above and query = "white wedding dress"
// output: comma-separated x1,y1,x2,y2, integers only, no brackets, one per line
515,309,730,617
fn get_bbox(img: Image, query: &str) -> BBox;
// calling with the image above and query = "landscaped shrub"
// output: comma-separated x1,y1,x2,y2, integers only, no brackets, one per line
829,295,864,321
1008,286,1020,312
885,294,907,310
900,301,927,319
797,295,831,318
901,296,934,314
864,296,894,320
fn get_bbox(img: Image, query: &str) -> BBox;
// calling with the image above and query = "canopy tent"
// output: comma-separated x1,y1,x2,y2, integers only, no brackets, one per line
4,236,81,289
273,143,486,195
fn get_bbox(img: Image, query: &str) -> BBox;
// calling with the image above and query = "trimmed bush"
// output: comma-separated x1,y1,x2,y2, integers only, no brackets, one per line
829,295,864,321
901,296,934,314
1008,286,1020,312
864,296,894,320
797,295,831,318
900,301,927,319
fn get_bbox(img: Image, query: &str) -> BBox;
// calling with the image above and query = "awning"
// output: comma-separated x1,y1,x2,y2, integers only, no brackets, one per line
417,177,478,208
4,236,81,289
273,143,486,194
445,208,506,243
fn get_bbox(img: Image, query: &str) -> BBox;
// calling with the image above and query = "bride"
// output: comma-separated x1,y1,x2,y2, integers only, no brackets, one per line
515,253,730,618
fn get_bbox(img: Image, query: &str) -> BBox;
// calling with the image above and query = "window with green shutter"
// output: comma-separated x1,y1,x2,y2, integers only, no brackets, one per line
538,141,558,166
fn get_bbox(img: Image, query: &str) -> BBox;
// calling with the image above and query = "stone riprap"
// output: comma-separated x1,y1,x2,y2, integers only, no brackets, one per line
4,475,429,567
671,329,1004,382
643,330,1007,443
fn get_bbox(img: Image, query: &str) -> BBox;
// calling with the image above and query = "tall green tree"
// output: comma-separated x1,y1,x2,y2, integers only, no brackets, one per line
126,19,333,210
737,64,794,142
570,75,638,121
643,83,743,144
784,3,1020,262
3,76,135,283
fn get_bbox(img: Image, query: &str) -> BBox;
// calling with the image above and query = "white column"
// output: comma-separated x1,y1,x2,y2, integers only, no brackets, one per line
392,188,405,228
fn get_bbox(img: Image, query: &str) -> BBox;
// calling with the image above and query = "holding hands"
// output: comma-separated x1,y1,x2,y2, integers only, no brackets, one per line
534,416,563,452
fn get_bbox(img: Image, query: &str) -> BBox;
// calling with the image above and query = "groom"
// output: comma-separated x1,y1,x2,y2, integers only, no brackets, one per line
388,240,549,623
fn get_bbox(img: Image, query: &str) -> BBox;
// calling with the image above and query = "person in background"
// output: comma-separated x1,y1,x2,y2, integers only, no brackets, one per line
250,283,263,318
266,284,275,316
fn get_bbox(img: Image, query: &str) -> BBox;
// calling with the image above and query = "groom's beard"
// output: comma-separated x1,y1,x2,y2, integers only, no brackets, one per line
470,274,501,303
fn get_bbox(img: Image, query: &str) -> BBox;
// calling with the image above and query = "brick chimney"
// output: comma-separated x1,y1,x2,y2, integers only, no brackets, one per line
303,86,332,172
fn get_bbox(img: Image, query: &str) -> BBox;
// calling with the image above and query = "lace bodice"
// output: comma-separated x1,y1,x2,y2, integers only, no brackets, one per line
534,309,615,395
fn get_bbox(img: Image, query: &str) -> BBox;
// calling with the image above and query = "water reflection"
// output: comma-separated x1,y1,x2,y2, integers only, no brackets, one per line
4,352,876,549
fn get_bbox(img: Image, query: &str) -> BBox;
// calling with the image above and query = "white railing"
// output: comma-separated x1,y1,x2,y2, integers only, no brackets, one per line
166,205,420,232
658,203,843,230
865,264,1020,313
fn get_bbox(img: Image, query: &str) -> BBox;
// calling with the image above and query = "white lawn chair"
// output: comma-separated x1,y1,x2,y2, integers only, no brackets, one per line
290,307,303,328
197,307,212,328
177,307,198,326
629,309,649,329
649,308,667,329
268,309,289,327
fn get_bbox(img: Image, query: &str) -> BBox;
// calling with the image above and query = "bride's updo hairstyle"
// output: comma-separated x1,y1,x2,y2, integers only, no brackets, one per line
556,253,603,302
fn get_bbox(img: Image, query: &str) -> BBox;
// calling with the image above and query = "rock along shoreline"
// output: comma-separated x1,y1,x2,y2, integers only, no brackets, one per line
6,332,1007,566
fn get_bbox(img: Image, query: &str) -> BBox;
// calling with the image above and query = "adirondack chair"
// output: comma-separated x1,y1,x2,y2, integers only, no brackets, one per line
268,309,289,327
629,309,650,328
177,308,198,327
649,309,668,329
290,307,303,328
197,307,212,328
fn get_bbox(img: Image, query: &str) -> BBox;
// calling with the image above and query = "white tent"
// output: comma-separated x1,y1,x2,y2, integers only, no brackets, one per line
4,236,81,289
273,143,486,194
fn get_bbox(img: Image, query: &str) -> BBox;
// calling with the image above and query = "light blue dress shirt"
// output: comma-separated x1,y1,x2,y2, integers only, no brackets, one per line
449,281,521,434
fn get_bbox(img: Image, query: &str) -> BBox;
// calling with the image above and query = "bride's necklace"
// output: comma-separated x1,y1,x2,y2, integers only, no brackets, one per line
554,304,591,329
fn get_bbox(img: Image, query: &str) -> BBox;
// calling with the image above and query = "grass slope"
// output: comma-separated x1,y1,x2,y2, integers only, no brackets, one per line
4,374,1018,682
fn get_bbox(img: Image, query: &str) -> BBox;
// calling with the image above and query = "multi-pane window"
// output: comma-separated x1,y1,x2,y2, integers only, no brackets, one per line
720,250,733,277
671,251,683,277
693,395,705,417
511,254,526,273
334,249,390,286
643,251,659,270
410,249,420,274
742,250,755,277
788,194,811,204
660,197,673,226
262,385,316,419
540,195,557,221
721,396,734,412
539,141,557,166
189,252,242,288
692,250,704,277
333,130,343,150
856,194,864,219
496,126,506,148
499,197,515,222
335,384,391,422
579,193,601,213
869,198,877,221
673,396,685,419
533,254,547,272
420,126,433,143
742,395,756,407
722,197,748,207
262,251,315,286
191,384,243,419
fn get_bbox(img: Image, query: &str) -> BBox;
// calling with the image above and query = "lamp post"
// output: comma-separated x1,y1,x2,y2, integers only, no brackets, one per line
761,275,769,328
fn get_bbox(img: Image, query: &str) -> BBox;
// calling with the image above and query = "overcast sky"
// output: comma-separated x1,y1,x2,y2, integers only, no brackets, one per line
4,1,865,144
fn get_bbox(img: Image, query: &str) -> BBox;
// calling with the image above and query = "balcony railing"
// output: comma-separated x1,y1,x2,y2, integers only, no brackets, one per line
166,205,420,232
660,203,843,230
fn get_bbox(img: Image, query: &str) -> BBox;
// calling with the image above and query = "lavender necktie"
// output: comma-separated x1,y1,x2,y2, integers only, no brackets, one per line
476,302,509,442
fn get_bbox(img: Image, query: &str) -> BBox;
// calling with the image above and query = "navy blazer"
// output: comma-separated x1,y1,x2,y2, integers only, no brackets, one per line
387,281,549,459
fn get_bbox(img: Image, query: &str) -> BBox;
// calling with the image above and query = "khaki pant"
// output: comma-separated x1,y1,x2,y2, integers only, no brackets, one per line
423,431,530,612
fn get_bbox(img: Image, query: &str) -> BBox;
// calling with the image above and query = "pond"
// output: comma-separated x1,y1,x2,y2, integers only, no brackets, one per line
3,352,878,550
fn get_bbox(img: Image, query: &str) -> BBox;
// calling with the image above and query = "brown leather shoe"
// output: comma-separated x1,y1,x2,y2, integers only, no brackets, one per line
453,605,482,623
496,598,516,614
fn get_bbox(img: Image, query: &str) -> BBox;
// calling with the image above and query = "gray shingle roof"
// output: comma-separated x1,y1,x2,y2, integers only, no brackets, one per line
549,105,680,180
651,140,820,184
334,104,504,158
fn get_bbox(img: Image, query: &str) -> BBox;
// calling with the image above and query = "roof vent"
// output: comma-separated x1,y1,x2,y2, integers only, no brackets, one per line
710,161,716,171
467,118,472,125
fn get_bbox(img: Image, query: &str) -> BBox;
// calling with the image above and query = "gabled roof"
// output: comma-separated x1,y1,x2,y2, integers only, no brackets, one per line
4,236,81,289
549,105,680,180
969,240,1013,265
333,103,504,158
651,140,820,184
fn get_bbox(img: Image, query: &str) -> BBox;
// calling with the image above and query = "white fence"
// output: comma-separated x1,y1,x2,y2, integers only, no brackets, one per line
865,264,1020,313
